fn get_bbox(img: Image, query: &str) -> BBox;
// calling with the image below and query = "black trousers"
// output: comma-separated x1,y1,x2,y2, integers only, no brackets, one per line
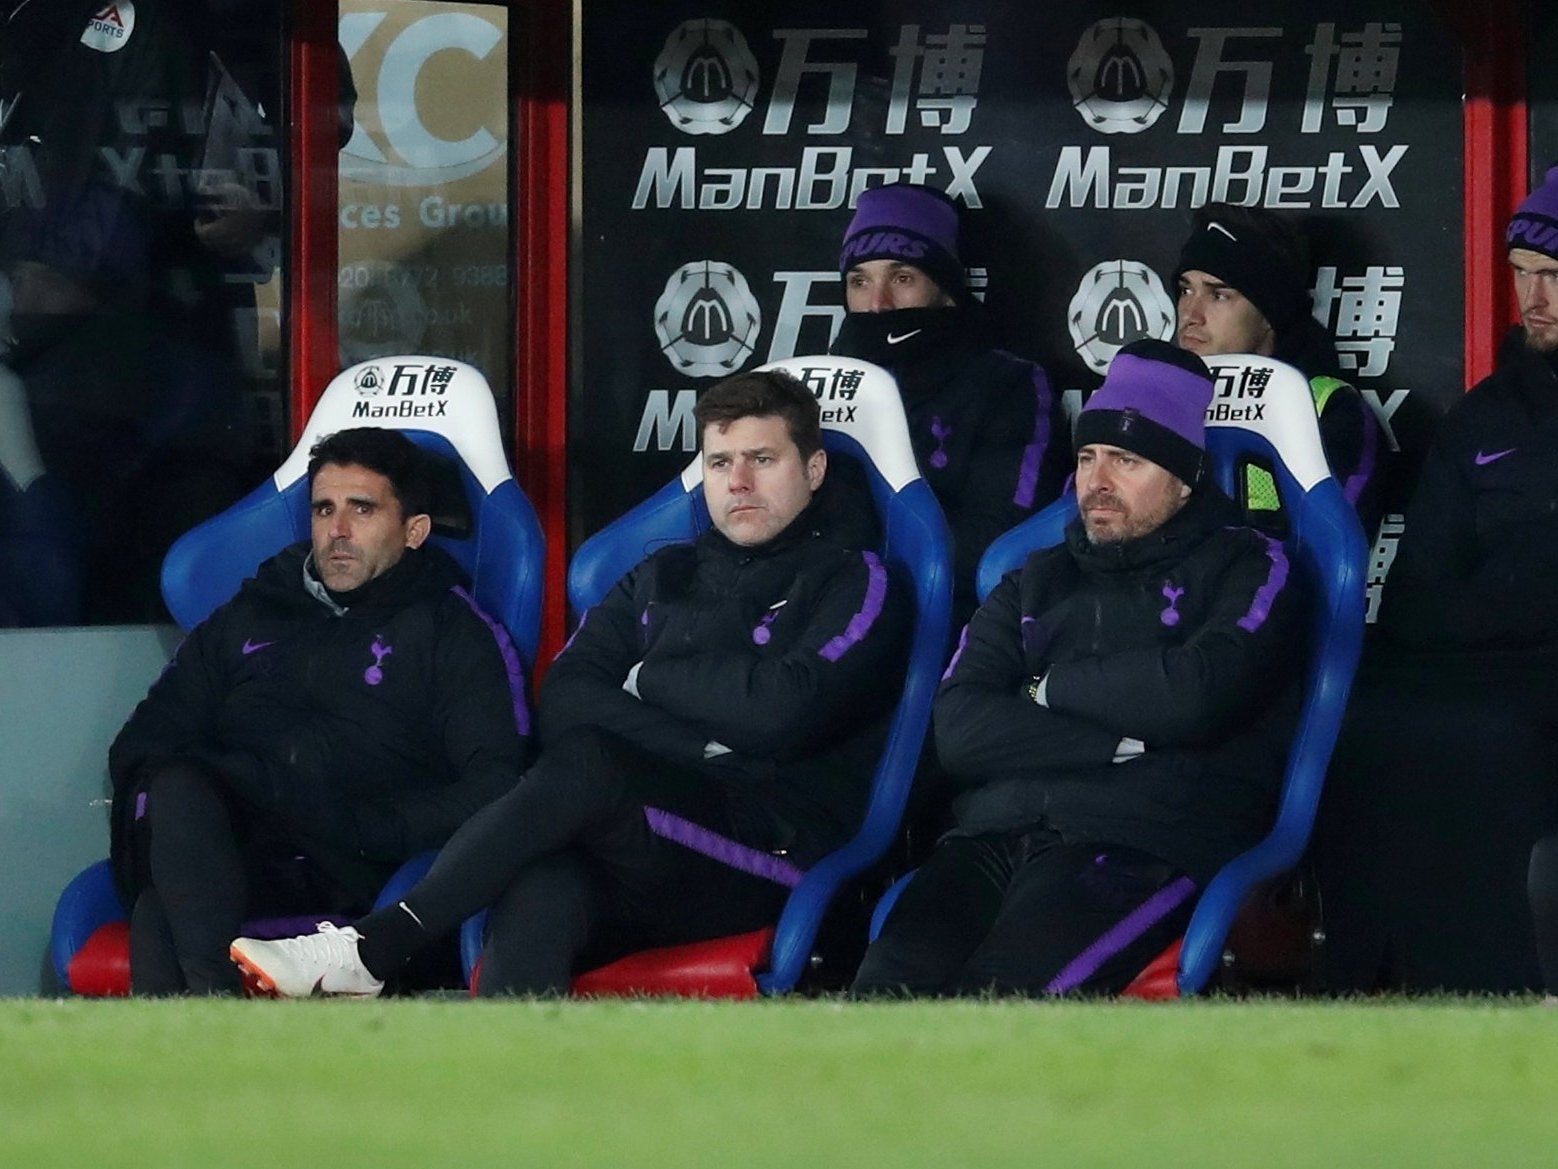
1316,649,1558,993
125,758,377,995
357,727,793,996
852,827,1196,997
1529,832,1558,994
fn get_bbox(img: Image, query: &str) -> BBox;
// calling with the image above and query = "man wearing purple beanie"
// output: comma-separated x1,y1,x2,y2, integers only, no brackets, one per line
830,182,1069,625
1383,165,1558,644
854,339,1304,996
1317,166,1558,994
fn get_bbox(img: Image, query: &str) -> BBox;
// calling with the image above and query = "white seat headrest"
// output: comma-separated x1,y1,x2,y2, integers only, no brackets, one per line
674,355,921,491
274,356,513,494
1199,353,1331,492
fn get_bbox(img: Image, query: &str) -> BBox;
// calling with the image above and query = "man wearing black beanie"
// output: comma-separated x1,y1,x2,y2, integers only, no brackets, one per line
1173,202,1379,536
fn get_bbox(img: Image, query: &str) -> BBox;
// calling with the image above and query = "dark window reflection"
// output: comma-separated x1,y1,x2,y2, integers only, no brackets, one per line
0,0,288,625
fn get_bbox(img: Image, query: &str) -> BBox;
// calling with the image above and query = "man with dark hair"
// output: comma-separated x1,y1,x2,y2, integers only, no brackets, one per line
108,426,530,994
306,426,433,515
830,182,1069,624
231,370,912,998
692,367,824,459
1174,201,1378,532
853,340,1302,996
1319,167,1558,993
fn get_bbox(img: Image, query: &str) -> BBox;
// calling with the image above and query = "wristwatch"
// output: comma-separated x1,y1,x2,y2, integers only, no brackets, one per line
1026,677,1043,704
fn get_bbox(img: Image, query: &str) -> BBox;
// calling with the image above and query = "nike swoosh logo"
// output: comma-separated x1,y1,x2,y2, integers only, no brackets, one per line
1207,221,1237,242
886,330,922,344
311,972,374,998
241,639,274,655
1474,448,1516,465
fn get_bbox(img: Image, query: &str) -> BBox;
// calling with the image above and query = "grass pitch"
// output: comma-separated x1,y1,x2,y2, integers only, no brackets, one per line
1,997,1554,1168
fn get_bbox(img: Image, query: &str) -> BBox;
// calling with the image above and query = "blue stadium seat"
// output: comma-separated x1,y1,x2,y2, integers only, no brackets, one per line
162,355,544,666
462,354,954,996
873,353,1368,997
50,356,543,995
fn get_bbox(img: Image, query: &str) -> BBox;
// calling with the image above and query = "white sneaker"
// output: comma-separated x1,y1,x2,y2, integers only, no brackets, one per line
230,922,385,999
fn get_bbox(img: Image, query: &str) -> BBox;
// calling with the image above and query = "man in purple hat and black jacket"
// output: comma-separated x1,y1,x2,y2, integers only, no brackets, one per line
830,182,1070,626
1317,166,1558,994
1381,166,1558,654
853,339,1304,996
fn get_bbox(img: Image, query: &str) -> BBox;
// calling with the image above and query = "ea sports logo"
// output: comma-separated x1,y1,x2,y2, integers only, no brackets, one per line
354,365,385,396
653,20,760,136
80,2,135,53
655,262,762,377
1067,18,1173,135
1067,260,1175,373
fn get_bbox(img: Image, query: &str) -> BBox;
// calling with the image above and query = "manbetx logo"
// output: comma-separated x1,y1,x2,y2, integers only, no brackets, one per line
1067,260,1175,373
354,366,386,397
634,18,991,210
1066,17,1173,135
654,261,762,377
349,361,458,418
654,19,761,136
1053,17,1411,210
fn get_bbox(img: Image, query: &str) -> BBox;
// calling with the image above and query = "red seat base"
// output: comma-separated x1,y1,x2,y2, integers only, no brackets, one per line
571,928,775,998
75,921,1171,1001
470,928,776,999
63,916,352,998
1119,938,1182,1000
67,922,132,997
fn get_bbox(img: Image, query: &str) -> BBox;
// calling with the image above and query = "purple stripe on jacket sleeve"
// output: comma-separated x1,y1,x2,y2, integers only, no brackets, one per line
1236,534,1291,634
451,586,530,737
643,806,805,888
236,914,353,940
818,551,888,662
558,610,589,657
1343,404,1379,506
1012,365,1055,509
1019,613,1036,652
1044,875,1197,995
940,624,970,682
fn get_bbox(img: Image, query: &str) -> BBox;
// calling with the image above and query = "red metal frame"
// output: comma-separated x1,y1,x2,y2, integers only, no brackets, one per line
1452,0,1529,387
286,1,342,437
286,1,569,661
511,1,572,670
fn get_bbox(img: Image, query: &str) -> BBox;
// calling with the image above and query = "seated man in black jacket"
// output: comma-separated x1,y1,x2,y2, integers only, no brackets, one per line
1317,167,1558,993
110,427,532,994
853,340,1303,997
232,369,912,997
830,182,1070,626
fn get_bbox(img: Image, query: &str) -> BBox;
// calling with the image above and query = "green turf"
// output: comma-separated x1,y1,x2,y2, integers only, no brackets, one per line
1,998,1554,1168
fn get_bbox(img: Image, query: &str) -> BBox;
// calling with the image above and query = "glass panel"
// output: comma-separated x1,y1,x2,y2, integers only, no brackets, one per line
336,0,511,419
0,0,285,625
